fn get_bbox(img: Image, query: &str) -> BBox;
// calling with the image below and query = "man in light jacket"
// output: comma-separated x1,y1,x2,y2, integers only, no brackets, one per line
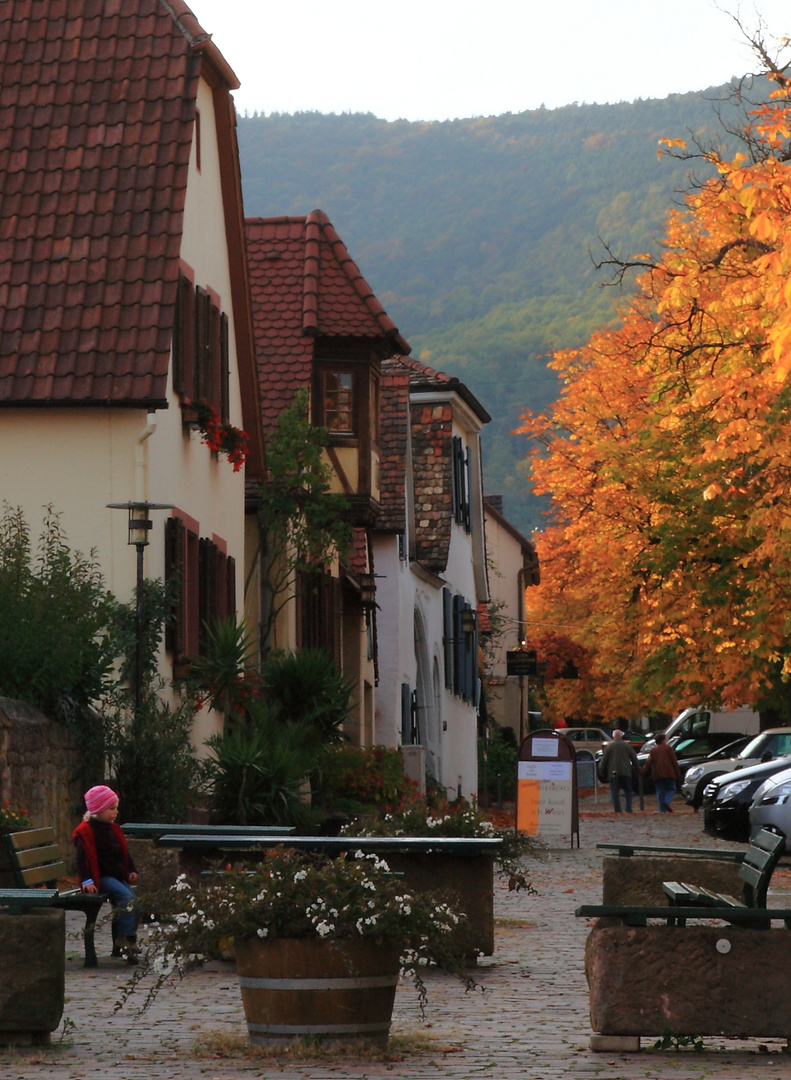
600,730,639,813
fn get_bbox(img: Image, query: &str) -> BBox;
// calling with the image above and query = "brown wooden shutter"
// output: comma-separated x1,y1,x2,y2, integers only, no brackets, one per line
226,555,236,621
164,516,185,657
220,312,230,423
195,287,210,402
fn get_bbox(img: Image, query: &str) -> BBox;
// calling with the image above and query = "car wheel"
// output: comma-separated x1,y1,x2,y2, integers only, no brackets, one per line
693,772,725,810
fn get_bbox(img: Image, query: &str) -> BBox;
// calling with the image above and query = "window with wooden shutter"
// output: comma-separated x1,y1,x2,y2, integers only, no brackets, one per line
452,436,470,530
166,518,234,667
442,588,453,690
176,275,226,415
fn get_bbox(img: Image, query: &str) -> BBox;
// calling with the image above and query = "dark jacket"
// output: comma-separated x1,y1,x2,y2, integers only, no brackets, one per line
600,738,639,782
640,741,681,782
73,819,134,886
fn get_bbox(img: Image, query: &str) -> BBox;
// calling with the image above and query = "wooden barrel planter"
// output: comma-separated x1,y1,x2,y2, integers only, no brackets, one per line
234,937,401,1044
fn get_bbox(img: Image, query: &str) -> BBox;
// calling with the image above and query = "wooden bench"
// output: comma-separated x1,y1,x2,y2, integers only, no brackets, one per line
578,828,788,927
4,828,108,967
662,827,785,928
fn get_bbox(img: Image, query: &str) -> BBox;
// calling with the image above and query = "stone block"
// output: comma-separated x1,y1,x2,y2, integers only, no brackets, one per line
601,855,741,905
590,1033,641,1052
0,908,65,1043
126,838,180,895
585,922,791,1039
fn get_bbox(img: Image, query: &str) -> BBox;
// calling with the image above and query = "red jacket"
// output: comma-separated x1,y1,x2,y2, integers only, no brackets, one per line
72,820,132,886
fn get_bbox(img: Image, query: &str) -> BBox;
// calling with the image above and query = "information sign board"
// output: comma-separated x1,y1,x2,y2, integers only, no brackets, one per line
515,729,579,847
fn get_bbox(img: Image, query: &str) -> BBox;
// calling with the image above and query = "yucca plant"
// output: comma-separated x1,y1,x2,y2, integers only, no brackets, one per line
262,648,354,746
202,701,318,828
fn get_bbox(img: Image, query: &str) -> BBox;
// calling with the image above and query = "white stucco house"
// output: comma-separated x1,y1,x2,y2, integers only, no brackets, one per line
481,496,540,742
0,0,264,746
373,356,491,801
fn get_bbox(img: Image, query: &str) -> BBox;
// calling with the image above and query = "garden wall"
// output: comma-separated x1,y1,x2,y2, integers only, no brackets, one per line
0,697,84,871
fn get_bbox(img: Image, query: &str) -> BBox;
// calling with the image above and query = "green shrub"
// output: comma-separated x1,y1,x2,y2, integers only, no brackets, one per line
478,728,517,801
106,688,202,824
0,504,116,722
321,745,416,815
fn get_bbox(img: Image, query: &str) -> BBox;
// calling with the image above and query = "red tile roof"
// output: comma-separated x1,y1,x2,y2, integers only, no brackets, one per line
0,0,242,408
246,211,410,433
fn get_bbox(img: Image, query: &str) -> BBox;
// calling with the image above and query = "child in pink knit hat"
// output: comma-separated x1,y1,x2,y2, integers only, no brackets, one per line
72,785,139,963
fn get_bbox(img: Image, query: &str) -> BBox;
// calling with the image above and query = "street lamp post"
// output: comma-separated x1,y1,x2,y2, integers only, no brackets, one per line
107,502,173,722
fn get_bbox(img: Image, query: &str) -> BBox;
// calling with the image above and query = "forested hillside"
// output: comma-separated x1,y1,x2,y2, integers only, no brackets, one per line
237,86,744,533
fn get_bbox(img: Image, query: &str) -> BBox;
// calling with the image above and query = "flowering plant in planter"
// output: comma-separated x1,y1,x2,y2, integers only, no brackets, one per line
184,399,249,472
0,802,32,831
121,848,476,1015
341,799,542,890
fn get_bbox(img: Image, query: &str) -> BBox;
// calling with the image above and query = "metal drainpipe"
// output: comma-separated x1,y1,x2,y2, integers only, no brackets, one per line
135,412,157,504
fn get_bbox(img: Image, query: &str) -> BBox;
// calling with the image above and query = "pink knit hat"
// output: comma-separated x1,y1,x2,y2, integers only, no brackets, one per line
84,785,118,816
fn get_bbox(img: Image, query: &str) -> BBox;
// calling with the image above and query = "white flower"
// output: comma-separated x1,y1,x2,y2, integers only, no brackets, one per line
315,921,333,937
256,927,269,939
171,875,190,892
293,870,308,882
153,953,175,976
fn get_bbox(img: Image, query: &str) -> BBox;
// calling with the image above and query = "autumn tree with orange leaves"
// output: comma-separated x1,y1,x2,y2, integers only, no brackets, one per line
519,25,791,723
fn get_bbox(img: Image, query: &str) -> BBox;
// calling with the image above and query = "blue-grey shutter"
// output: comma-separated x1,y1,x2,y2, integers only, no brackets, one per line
401,683,412,744
443,588,453,689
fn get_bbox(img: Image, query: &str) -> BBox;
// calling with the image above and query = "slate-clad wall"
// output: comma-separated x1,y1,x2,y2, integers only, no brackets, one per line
0,697,83,872
410,400,453,572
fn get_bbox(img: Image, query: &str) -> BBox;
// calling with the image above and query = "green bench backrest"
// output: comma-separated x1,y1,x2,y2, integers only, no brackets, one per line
5,827,67,888
739,829,785,908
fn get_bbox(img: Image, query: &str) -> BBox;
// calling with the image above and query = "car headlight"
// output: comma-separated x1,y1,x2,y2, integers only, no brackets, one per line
717,779,752,800
685,766,704,783
761,781,791,805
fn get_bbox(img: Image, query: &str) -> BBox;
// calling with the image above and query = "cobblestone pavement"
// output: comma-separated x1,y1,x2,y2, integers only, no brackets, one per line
4,793,791,1079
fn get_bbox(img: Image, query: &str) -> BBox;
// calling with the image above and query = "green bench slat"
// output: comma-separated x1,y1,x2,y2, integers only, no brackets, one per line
576,903,791,925
158,834,502,856
122,823,296,839
597,843,745,862
0,888,60,914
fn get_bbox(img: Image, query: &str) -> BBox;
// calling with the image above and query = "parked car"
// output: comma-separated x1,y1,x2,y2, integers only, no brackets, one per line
702,756,791,841
634,731,747,793
563,727,613,753
682,729,791,810
612,729,648,749
749,762,791,840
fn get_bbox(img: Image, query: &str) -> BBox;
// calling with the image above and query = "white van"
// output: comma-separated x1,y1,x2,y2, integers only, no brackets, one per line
641,705,760,757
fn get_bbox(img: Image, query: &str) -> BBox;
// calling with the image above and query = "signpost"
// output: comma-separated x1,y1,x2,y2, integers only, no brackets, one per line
515,729,579,847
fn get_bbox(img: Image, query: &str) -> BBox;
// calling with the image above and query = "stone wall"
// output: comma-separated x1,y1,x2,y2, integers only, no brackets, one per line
0,697,84,872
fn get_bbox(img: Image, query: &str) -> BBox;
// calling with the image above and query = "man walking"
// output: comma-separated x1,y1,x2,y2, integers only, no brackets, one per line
599,730,639,813
640,732,681,812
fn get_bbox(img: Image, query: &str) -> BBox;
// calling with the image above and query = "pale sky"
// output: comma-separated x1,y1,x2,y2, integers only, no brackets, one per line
185,0,791,121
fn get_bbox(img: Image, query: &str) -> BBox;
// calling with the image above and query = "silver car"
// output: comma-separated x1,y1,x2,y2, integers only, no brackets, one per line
749,763,791,840
681,728,791,809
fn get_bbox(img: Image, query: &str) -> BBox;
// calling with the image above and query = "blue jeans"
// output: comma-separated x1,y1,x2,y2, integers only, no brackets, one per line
610,774,633,813
100,877,138,939
655,777,676,812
